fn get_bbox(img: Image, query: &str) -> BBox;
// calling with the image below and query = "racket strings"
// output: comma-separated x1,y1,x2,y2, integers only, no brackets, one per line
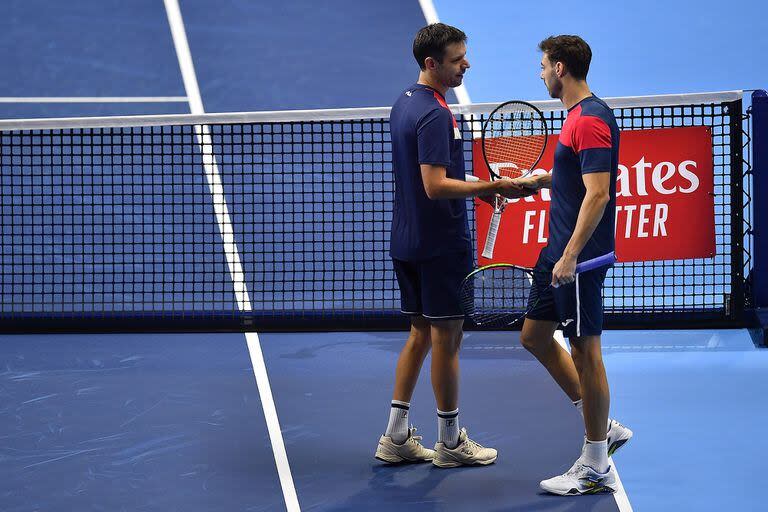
484,107,547,176
460,266,535,328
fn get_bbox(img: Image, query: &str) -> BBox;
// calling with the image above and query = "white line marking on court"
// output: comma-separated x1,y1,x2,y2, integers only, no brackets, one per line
0,97,188,103
246,333,301,511
163,0,205,115
420,1,631,508
610,456,633,511
418,0,440,24
194,124,252,308
163,1,300,510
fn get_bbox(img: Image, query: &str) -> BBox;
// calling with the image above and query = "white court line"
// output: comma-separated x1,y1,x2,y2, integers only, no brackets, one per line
163,1,300,511
421,2,632,510
610,456,633,511
246,333,301,510
0,97,188,103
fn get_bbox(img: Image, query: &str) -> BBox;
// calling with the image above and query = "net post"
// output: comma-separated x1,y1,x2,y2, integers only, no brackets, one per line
749,90,768,345
728,99,746,323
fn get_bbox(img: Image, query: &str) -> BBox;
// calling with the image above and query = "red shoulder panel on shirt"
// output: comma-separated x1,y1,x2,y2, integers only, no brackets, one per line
573,115,612,152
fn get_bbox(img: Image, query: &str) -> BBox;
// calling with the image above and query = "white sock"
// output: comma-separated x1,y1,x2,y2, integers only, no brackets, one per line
582,439,609,473
437,408,460,449
385,400,410,444
573,399,613,430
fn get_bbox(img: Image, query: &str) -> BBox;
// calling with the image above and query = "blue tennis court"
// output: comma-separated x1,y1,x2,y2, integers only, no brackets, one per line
1,1,767,511
3,329,767,511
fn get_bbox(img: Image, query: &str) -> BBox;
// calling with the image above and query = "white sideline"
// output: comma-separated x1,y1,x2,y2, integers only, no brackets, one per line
163,1,300,510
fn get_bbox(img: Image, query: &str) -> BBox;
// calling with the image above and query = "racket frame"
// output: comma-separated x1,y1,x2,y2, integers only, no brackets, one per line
479,100,549,259
460,252,616,327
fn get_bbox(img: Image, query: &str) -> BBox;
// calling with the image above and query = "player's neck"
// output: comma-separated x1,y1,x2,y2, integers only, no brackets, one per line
560,81,592,110
417,73,448,98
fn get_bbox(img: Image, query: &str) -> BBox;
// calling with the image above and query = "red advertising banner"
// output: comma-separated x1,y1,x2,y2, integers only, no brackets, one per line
473,127,715,266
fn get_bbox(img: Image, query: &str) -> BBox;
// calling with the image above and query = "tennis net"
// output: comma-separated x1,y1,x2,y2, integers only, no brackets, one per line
0,91,751,331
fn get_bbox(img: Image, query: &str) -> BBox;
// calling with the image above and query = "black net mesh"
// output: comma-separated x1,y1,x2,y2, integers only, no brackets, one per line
0,98,747,331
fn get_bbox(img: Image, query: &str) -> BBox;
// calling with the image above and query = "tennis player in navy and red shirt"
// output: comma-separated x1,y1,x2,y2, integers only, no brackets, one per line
374,23,523,468
514,35,633,495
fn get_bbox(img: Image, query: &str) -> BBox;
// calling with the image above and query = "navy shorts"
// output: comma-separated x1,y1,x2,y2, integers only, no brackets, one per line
392,251,472,320
526,253,608,338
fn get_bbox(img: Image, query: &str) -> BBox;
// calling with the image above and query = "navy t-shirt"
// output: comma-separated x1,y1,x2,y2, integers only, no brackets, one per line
389,84,471,261
541,95,619,264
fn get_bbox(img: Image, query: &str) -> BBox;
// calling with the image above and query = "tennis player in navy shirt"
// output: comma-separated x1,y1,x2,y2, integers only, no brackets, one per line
374,23,523,468
514,35,633,495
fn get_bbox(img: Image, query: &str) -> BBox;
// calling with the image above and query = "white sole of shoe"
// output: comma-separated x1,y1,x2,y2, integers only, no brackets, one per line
540,482,617,496
374,455,432,464
374,454,433,464
374,446,433,464
432,455,497,468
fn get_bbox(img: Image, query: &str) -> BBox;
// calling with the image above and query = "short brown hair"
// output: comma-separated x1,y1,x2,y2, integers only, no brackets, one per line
538,35,592,80
413,23,467,70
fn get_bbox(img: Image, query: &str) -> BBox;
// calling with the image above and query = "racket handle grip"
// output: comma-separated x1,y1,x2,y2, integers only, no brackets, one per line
482,210,502,259
465,174,480,182
554,252,616,288
575,251,616,273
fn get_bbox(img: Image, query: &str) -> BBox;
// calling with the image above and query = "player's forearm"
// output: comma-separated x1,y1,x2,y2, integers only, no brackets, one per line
420,164,501,199
533,173,552,189
518,172,552,190
562,190,610,260
423,176,498,200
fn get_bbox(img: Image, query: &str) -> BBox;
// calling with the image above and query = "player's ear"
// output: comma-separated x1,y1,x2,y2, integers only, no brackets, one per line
555,61,565,78
424,56,437,70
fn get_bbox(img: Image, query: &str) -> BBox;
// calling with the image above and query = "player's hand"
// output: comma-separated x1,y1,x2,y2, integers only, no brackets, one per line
513,176,541,191
552,254,577,287
503,176,540,199
495,178,527,199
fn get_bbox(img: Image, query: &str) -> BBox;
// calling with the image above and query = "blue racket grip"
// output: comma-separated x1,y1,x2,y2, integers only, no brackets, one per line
575,251,616,273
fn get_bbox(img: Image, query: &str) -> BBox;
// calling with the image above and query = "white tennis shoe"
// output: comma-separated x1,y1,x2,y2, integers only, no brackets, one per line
375,426,434,464
540,461,617,495
607,419,633,456
432,428,497,468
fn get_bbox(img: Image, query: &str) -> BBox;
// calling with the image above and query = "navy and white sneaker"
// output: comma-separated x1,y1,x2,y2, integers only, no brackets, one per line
540,461,617,495
607,419,633,456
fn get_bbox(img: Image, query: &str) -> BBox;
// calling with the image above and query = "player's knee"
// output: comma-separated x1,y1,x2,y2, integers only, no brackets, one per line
410,331,431,351
431,334,461,354
409,318,432,350
572,345,603,372
519,330,541,353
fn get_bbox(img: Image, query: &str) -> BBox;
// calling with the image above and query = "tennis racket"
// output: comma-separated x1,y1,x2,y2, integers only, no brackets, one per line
480,101,548,259
459,252,616,328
